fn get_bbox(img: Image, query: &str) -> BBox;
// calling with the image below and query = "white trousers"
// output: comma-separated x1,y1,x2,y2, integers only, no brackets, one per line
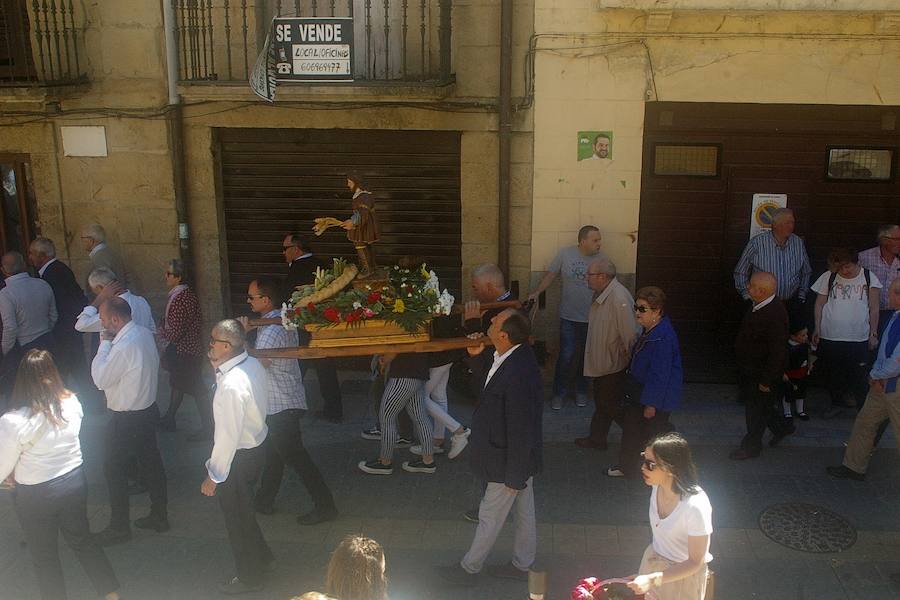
461,477,536,574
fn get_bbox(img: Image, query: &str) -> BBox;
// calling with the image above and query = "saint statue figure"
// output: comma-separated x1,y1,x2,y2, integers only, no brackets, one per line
341,172,379,278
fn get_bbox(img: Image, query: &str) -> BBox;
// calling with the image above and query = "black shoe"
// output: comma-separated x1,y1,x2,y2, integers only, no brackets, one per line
95,526,132,546
394,437,413,448
358,459,393,475
463,509,479,524
127,480,148,496
437,564,479,587
728,448,760,461
297,506,338,526
217,576,264,595
826,465,865,481
797,412,810,421
361,427,382,440
134,515,170,532
486,563,529,581
402,459,436,474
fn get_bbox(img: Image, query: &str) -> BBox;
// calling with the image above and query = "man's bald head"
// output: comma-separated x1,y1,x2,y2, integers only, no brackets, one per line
748,272,777,304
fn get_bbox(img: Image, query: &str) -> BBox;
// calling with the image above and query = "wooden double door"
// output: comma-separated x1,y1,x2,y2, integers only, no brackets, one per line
637,103,900,381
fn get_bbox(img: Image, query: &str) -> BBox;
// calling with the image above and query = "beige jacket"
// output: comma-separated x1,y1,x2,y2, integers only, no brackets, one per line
584,278,639,377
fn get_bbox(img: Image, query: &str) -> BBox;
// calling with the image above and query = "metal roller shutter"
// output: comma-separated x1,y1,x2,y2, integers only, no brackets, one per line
217,128,462,316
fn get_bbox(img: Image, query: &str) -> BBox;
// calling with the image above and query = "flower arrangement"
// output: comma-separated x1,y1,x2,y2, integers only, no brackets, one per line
571,578,646,600
282,261,455,333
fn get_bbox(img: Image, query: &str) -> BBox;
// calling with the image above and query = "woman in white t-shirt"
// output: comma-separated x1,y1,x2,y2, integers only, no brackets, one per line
0,350,120,600
627,433,712,599
811,248,882,418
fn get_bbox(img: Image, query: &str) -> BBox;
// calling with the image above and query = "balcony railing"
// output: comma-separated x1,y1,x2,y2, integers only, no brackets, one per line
0,0,86,87
174,0,452,84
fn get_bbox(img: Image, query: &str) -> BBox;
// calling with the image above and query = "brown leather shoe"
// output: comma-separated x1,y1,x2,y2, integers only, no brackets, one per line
575,437,607,450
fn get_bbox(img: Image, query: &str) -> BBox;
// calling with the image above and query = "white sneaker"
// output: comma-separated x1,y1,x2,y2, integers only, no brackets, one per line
410,444,445,456
551,396,563,410
606,466,625,478
575,393,589,407
448,428,471,459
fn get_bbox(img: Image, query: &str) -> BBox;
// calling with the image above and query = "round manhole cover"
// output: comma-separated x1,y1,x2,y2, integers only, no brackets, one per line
759,503,856,553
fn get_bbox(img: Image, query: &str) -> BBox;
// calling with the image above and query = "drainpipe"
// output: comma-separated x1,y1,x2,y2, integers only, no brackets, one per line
497,0,512,278
163,0,191,265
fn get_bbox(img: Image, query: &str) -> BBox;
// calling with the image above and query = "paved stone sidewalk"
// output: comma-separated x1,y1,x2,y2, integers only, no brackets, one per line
0,376,897,599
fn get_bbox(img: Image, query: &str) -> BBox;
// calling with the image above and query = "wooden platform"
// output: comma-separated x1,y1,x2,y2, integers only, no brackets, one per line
249,336,493,359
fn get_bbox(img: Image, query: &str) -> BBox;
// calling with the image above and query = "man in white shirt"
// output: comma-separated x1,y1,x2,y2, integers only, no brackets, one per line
0,251,57,358
238,277,337,526
91,297,168,545
201,319,273,595
75,267,155,333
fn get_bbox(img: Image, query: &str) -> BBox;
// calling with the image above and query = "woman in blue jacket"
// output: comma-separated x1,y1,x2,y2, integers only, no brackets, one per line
608,286,683,479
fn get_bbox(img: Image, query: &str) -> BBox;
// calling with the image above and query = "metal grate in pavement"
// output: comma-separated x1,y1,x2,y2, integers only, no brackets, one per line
758,503,857,553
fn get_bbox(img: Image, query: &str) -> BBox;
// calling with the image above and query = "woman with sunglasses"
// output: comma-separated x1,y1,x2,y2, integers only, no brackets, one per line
156,259,212,440
627,432,712,598
607,286,683,478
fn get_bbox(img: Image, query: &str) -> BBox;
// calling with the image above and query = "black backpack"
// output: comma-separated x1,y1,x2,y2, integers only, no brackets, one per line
825,268,871,304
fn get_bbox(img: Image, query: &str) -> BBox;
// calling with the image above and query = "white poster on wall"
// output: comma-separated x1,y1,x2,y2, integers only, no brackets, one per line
750,193,788,237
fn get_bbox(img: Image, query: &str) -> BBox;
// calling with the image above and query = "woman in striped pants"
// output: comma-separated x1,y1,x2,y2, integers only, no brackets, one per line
358,353,437,475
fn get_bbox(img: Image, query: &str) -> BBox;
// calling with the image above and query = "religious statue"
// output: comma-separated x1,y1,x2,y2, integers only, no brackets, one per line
312,172,379,278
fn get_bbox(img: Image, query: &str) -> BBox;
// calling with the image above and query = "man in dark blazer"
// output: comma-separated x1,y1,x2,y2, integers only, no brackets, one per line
281,233,343,423
730,271,792,460
28,237,88,384
439,309,543,586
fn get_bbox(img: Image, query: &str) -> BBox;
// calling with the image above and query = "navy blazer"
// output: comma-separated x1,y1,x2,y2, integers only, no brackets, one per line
40,260,86,337
467,344,543,490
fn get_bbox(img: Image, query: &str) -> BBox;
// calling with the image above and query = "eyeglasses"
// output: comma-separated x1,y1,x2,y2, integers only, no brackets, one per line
209,338,231,346
633,304,650,313
586,273,605,278
881,236,900,241
247,294,267,300
282,245,296,252
640,452,657,472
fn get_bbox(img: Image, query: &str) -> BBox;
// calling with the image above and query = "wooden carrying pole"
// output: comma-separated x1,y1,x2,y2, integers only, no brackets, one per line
248,300,525,327
249,336,494,360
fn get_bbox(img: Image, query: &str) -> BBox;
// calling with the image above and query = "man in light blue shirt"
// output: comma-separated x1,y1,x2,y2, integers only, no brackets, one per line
827,277,900,480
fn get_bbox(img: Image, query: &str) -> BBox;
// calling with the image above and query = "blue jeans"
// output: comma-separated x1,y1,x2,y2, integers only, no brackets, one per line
552,318,589,397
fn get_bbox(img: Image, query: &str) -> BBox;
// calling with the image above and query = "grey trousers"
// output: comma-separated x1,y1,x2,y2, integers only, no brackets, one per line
461,477,536,574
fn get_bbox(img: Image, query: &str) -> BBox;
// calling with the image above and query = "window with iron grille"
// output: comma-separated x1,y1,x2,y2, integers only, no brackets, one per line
653,144,720,177
826,148,894,181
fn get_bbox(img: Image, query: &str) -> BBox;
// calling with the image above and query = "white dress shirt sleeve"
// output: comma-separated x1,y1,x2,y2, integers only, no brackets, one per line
206,381,246,483
0,293,16,355
75,305,102,332
91,340,133,391
0,414,22,482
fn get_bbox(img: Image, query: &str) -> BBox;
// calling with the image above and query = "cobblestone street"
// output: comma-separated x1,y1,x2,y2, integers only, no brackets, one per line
1,377,898,600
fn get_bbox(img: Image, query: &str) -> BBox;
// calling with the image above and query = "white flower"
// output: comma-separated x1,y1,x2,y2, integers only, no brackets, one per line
280,303,298,330
352,301,362,309
437,289,455,315
425,270,440,294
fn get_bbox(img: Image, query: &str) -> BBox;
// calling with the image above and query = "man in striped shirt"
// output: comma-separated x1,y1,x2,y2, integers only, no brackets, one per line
238,276,337,526
858,224,900,338
734,208,812,306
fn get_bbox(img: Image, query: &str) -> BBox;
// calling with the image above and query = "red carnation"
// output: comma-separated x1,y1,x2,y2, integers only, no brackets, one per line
294,307,302,315
307,302,317,312
367,291,381,304
323,307,341,323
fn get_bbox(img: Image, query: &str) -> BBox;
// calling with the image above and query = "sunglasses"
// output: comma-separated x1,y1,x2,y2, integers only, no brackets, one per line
633,304,650,313
640,452,658,472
